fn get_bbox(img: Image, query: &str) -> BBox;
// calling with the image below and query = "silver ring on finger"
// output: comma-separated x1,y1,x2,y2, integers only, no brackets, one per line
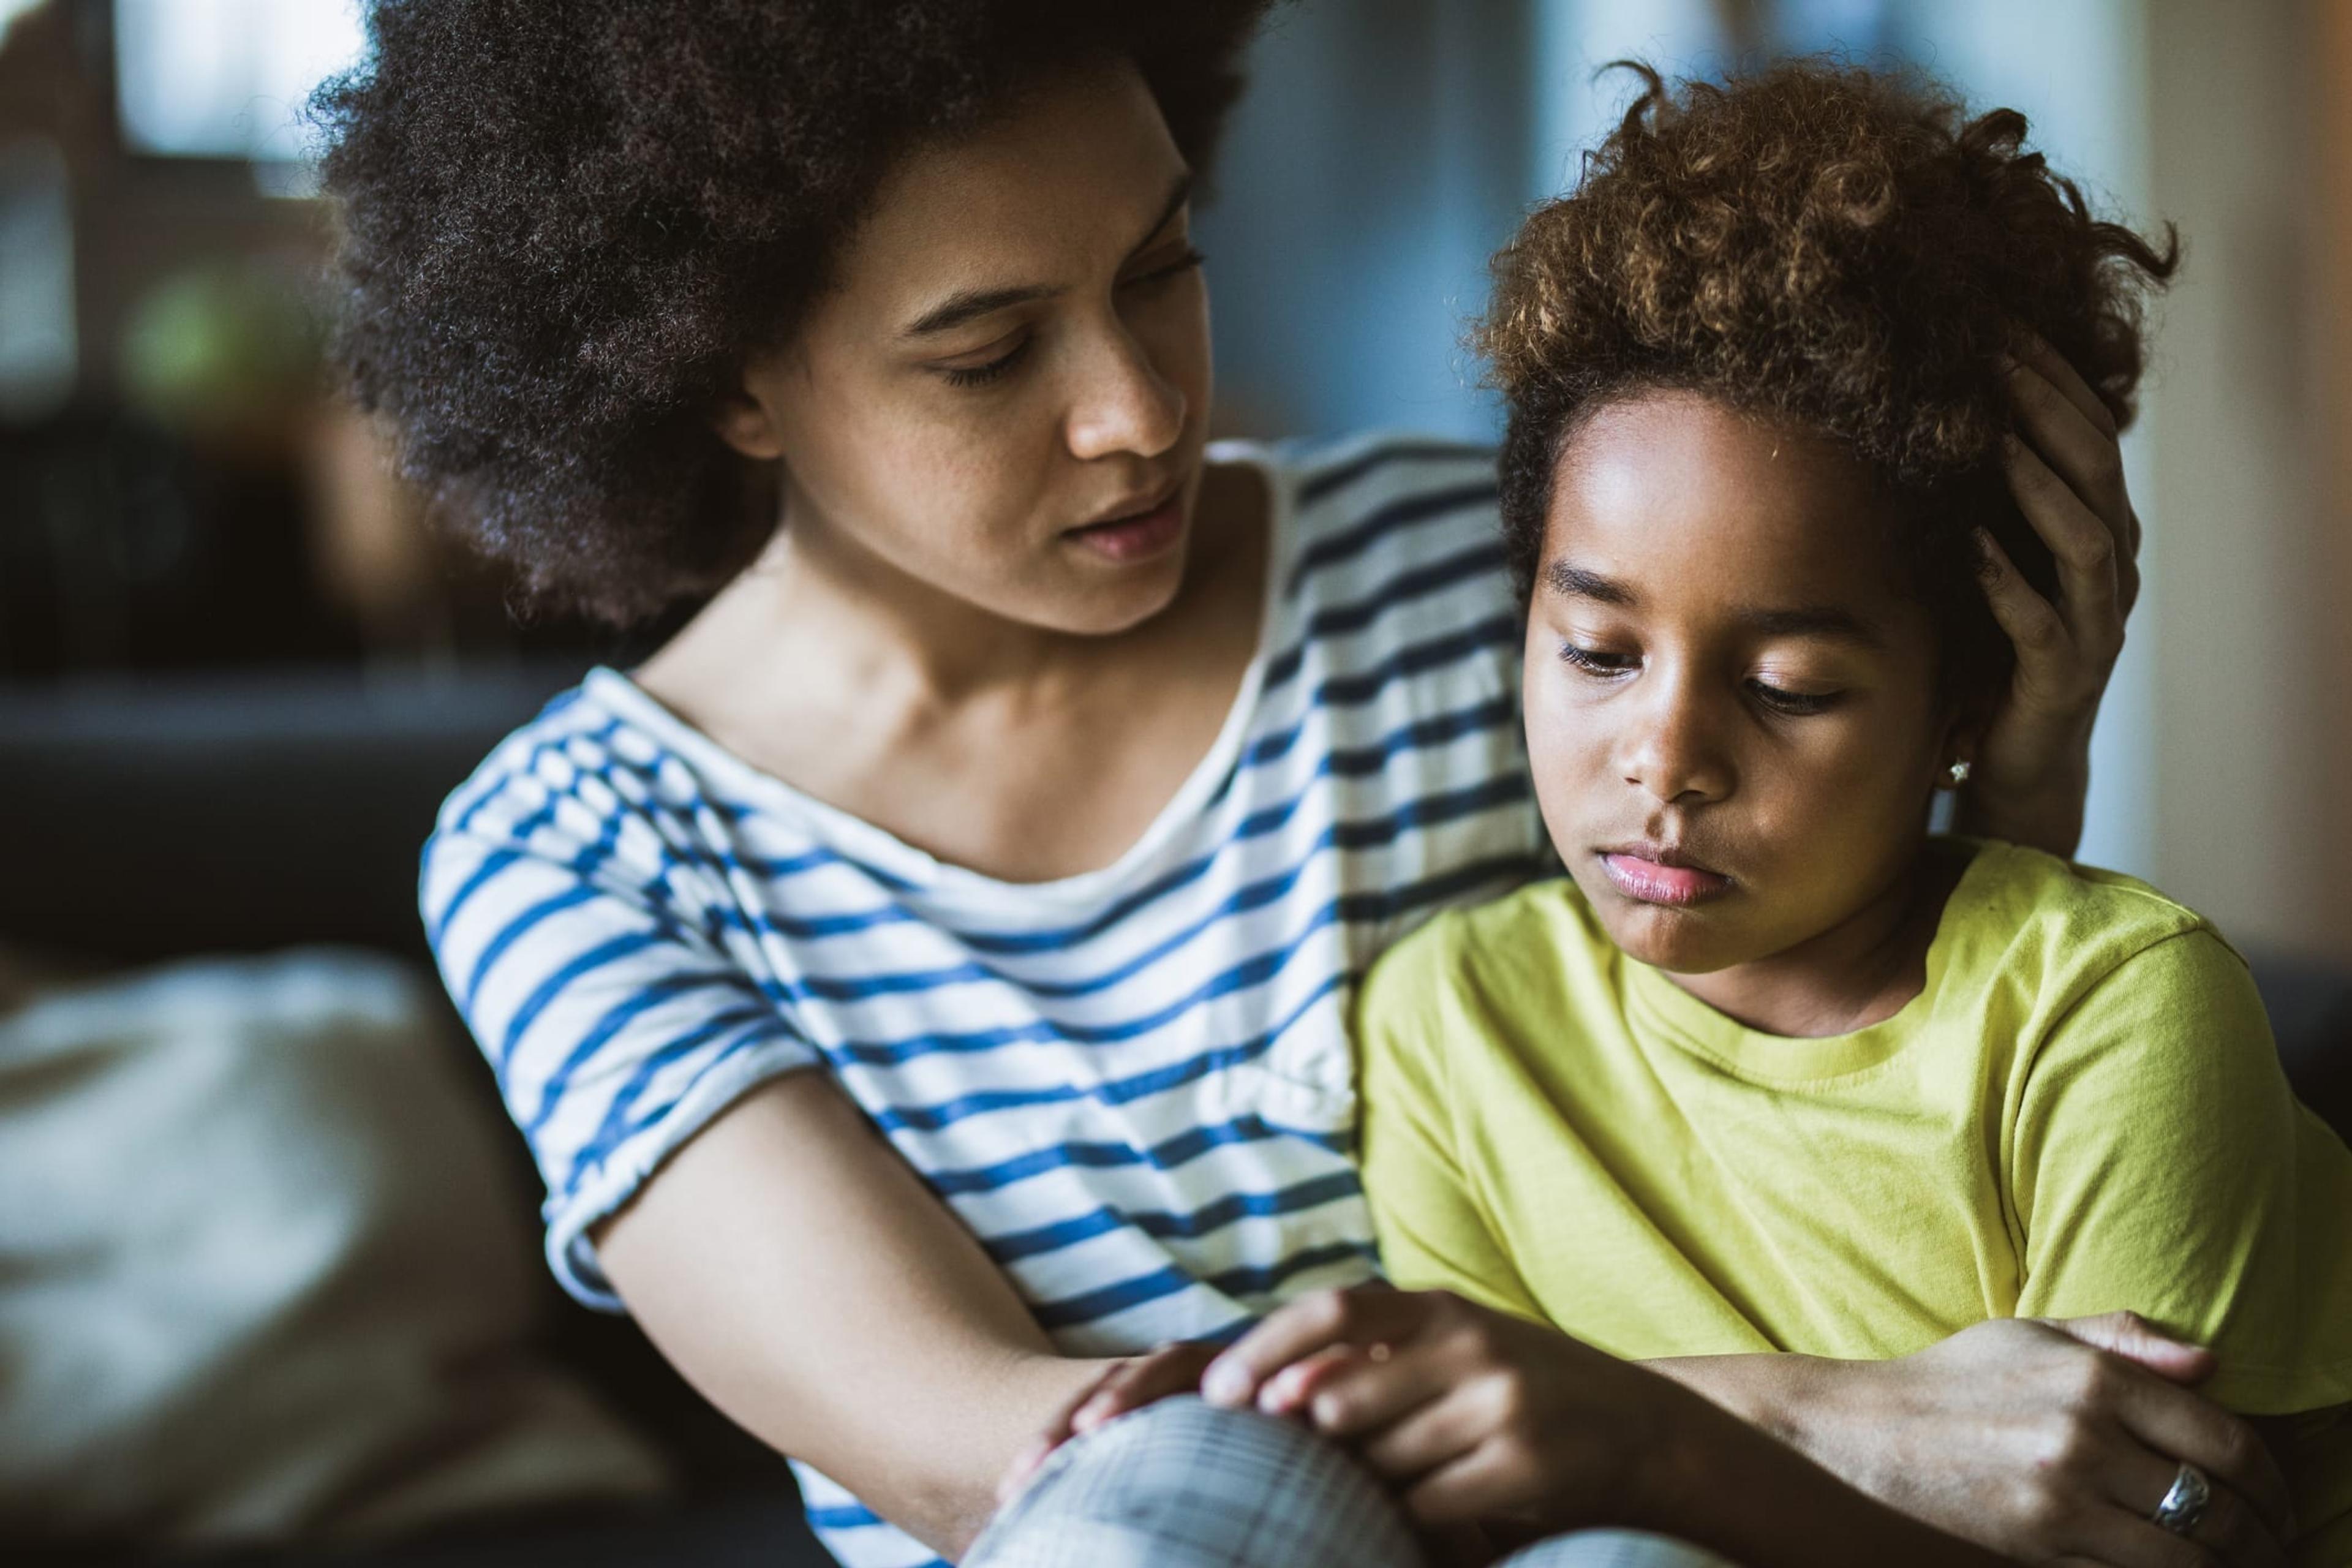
2150,1462,2212,1536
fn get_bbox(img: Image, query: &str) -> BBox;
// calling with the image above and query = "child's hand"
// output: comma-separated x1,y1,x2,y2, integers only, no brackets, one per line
1197,1286,1672,1533
1964,333,2143,856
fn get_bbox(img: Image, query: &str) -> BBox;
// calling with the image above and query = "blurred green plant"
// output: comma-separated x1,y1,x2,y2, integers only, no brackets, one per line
117,258,325,442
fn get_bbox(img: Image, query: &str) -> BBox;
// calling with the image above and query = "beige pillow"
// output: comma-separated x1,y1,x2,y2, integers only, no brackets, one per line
0,949,673,1548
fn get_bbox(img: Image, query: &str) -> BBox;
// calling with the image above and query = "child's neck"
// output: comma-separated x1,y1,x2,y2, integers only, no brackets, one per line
1664,844,1967,1039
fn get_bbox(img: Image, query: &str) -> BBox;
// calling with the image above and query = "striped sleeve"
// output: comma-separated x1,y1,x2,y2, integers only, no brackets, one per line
420,728,819,1308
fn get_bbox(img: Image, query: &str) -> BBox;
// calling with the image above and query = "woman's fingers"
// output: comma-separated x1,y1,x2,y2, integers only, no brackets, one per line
1976,525,2076,681
2108,1371,2298,1547
1201,1286,1433,1409
999,1357,1126,1503
2005,348,2143,622
2013,332,2118,438
2038,1310,2217,1387
2000,434,2122,654
1070,1341,1219,1432
2065,1501,2286,1568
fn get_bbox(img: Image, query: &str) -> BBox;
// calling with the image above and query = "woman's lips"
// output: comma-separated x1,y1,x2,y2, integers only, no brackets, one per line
1064,491,1186,564
1598,851,1732,907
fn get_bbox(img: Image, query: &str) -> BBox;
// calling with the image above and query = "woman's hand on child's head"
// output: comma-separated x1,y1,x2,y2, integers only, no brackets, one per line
1964,334,2145,858
1781,1312,2294,1567
1197,1286,1686,1534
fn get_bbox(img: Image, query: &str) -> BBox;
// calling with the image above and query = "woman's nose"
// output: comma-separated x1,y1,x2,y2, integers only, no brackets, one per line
1064,328,1185,462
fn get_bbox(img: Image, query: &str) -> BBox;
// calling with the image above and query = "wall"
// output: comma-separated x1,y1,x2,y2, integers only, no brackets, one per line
2144,0,2351,960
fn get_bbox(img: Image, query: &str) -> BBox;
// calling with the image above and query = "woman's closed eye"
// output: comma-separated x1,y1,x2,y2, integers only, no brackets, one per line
938,335,1031,388
1126,246,1207,291
932,250,1203,393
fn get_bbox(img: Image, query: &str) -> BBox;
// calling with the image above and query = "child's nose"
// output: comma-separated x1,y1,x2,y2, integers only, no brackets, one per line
1621,678,1733,805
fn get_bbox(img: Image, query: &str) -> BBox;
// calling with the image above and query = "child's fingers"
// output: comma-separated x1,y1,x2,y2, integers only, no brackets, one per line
1202,1286,1433,1409
1976,523,2076,689
1355,1384,1496,1491
1280,1343,1454,1440
1397,1430,1531,1526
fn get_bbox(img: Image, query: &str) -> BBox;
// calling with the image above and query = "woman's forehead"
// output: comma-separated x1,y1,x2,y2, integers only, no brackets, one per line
828,62,1188,320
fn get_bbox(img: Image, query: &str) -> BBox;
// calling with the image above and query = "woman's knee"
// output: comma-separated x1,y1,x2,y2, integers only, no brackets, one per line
1497,1528,1738,1568
964,1395,1420,1568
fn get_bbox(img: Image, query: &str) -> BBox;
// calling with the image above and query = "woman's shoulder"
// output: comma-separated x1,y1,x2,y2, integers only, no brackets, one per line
1224,430,1504,604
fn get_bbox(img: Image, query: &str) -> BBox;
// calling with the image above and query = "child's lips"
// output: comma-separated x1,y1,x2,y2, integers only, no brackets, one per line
1597,850,1732,907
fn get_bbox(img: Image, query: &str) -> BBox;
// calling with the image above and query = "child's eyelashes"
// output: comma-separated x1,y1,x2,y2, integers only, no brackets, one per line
1558,642,1842,716
1557,642,1635,677
1747,680,1841,716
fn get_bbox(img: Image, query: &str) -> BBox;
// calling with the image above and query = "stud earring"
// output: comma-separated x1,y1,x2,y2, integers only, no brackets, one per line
1947,760,1973,787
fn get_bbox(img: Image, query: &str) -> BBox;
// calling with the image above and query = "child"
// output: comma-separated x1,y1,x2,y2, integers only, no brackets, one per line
1213,63,2352,1564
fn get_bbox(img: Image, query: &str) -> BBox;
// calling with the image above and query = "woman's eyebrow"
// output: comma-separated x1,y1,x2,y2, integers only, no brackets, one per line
905,282,1063,339
902,173,1194,341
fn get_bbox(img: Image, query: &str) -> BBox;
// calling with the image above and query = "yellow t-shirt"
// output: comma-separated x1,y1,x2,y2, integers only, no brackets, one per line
1357,839,2352,1561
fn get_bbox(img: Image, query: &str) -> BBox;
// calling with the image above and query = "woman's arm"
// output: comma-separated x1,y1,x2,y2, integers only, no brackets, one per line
594,1071,1111,1560
1648,1319,2296,1567
1956,336,2143,857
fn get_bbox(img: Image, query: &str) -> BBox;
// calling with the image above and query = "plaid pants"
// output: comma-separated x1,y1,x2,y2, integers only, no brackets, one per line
965,1396,1737,1568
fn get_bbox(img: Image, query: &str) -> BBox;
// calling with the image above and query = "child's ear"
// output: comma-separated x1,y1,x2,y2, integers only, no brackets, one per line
1931,704,1991,793
714,369,788,461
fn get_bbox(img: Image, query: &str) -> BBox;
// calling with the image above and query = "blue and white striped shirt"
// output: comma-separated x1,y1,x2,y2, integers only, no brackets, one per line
421,434,1545,1568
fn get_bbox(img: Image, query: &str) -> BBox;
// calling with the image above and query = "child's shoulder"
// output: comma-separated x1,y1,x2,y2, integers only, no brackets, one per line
1947,837,2242,982
1943,839,2259,1049
1365,878,1616,1016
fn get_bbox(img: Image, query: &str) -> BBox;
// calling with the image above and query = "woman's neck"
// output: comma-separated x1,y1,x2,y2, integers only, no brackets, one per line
627,460,1270,883
1664,842,1966,1039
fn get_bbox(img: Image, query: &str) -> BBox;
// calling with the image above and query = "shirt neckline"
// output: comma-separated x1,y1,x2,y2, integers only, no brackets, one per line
1619,838,1998,1085
585,439,1292,907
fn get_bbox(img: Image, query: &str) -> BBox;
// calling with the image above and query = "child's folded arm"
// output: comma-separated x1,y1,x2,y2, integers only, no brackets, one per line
1354,922,1548,1322
2008,927,2352,1410
2008,925,2352,1555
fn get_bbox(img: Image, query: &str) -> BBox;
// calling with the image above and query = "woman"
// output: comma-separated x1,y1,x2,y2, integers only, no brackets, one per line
318,5,2287,1566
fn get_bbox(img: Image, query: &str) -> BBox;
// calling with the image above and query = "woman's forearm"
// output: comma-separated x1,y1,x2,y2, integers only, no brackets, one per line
595,1071,1112,1558
1637,1388,2011,1568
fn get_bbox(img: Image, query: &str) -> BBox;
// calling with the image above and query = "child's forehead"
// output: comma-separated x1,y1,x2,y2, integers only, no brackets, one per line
1544,392,1909,612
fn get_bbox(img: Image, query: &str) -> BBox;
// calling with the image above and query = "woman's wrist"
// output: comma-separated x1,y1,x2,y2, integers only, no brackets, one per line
1640,1351,1842,1453
1956,744,2090,857
1630,1385,2004,1568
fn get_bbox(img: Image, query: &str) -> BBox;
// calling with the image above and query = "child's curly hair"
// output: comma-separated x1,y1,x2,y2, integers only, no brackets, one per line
1479,62,2177,710
314,0,1275,626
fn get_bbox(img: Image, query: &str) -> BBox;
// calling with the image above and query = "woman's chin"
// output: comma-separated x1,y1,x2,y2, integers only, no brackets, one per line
1036,548,1193,638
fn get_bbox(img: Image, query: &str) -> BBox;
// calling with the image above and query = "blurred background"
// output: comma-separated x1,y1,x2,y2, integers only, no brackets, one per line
1,2,2346,1565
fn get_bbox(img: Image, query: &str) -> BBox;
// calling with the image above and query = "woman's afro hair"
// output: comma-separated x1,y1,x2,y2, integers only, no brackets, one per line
314,0,1276,625
1477,61,2177,711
